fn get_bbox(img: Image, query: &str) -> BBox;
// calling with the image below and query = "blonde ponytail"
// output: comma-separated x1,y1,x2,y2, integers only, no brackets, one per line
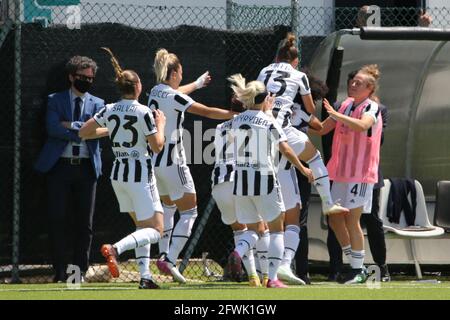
101,47,139,96
154,48,180,83
101,47,124,80
228,73,266,109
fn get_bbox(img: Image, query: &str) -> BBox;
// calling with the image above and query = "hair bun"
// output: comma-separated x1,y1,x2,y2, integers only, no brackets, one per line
361,64,380,80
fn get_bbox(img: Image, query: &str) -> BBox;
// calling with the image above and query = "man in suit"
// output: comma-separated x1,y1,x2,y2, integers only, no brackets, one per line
35,56,104,283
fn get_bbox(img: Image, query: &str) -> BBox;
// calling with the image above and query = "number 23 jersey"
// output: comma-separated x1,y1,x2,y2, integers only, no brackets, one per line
94,99,157,182
257,62,311,128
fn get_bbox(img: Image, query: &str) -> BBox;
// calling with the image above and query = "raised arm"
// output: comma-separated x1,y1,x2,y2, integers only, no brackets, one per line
187,102,237,120
323,98,374,132
178,71,211,95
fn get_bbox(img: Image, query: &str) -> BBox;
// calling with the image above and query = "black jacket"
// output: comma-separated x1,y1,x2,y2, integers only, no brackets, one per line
387,178,417,225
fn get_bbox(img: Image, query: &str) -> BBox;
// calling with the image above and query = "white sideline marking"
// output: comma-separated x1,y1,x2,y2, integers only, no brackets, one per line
1,284,449,292
169,284,450,290
0,287,135,292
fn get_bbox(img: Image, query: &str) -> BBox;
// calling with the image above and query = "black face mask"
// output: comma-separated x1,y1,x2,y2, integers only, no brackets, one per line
73,79,92,93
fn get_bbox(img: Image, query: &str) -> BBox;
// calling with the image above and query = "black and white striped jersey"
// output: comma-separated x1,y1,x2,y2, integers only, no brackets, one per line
94,99,157,183
211,119,235,187
291,101,312,132
257,62,311,128
231,110,287,196
147,83,195,167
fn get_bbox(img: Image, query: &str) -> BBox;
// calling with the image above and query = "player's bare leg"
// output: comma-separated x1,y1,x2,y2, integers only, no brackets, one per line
299,141,349,215
157,193,197,283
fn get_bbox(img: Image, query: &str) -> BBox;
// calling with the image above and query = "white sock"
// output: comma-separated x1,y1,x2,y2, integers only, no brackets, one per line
253,245,261,277
114,228,161,255
351,249,365,270
135,243,151,280
242,249,257,277
159,204,177,256
307,151,333,207
234,230,258,258
268,232,284,281
234,230,257,276
256,230,270,277
282,225,300,267
166,207,198,266
342,245,352,263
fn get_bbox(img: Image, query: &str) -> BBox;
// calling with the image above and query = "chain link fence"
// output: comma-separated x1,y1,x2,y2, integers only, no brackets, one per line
1,0,450,285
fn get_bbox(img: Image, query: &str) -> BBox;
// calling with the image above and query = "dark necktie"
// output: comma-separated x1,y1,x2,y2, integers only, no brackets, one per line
74,97,82,121
73,97,82,157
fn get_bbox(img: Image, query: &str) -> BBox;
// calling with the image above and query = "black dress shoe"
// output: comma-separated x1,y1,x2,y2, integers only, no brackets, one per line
298,274,311,285
53,273,67,283
327,272,339,282
379,264,391,282
139,278,160,289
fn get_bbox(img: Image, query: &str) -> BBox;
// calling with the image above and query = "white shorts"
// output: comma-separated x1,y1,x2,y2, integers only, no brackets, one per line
111,179,163,221
285,126,308,156
279,126,308,169
154,164,196,201
211,181,236,225
278,167,301,210
331,182,374,213
234,186,285,224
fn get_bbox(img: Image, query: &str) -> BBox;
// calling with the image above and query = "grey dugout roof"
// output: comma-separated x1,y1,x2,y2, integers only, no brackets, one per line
309,27,450,197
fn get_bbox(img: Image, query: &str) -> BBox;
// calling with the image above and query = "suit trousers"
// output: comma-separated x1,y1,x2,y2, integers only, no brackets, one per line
295,166,311,277
47,158,97,279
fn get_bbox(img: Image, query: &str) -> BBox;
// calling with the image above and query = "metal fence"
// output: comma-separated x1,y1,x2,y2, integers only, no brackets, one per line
1,0,449,285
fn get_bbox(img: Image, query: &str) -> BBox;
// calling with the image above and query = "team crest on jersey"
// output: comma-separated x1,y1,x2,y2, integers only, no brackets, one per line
273,100,283,111
130,150,140,159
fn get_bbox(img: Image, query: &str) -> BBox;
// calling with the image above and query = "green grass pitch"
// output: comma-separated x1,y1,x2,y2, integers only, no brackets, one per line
1,281,450,300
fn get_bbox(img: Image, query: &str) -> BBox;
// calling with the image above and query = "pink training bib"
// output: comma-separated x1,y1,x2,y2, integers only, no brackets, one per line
327,97,382,183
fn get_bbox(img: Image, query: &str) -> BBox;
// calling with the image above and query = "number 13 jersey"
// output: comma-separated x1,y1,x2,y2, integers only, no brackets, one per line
257,62,311,128
94,99,157,182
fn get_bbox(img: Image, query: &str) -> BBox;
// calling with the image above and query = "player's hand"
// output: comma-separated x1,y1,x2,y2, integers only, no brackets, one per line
61,121,72,129
263,93,275,112
195,71,211,89
153,109,166,128
418,9,432,27
323,98,337,118
301,167,314,183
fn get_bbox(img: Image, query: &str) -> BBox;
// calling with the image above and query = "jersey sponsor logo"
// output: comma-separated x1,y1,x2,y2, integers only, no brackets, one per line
114,151,130,158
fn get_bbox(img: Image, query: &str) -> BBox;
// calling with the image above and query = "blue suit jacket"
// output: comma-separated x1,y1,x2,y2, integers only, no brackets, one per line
34,90,105,179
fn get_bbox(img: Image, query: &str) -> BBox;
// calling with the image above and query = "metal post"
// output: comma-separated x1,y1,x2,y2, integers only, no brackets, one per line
179,197,216,274
11,0,22,284
410,239,423,279
226,0,233,30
